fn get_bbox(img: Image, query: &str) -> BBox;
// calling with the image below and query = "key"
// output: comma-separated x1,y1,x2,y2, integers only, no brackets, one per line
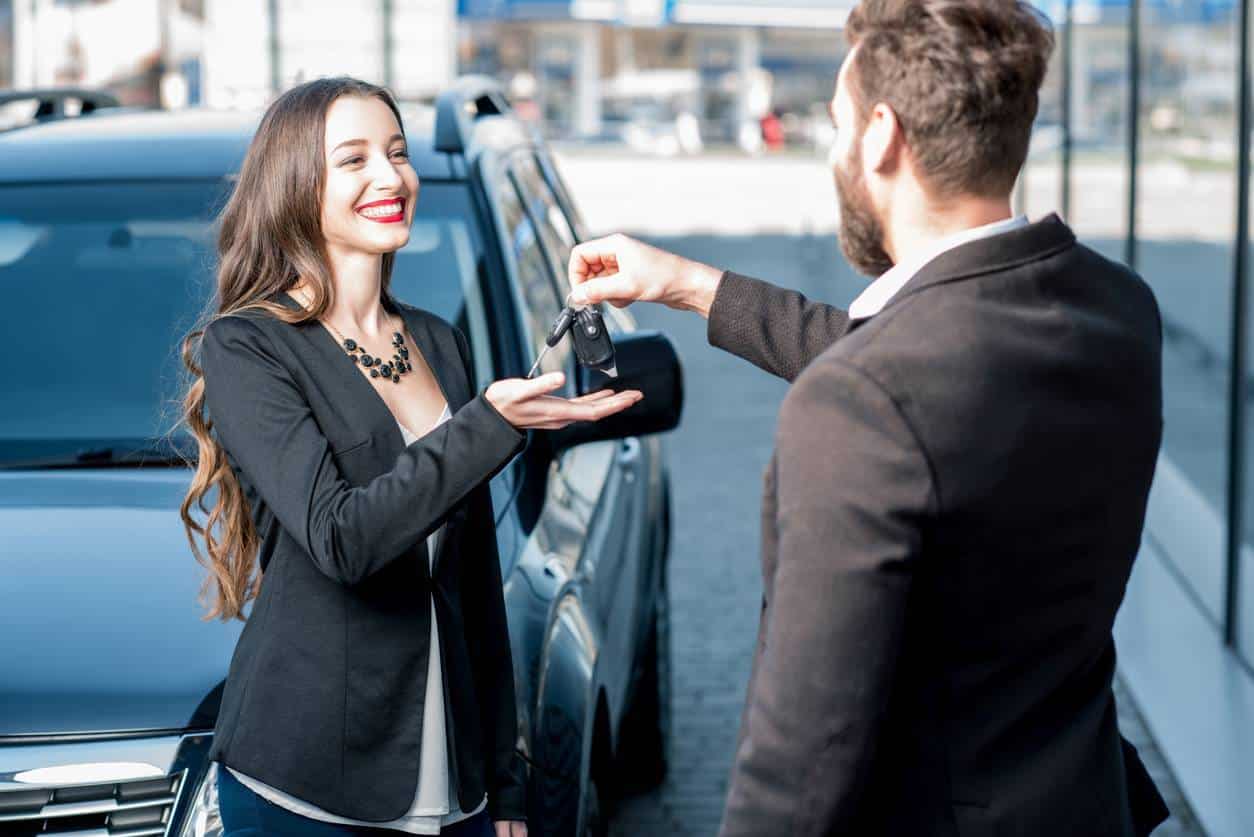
526,348,550,379
527,306,578,378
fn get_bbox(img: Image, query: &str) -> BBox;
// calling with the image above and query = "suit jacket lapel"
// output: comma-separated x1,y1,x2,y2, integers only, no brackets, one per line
397,303,471,416
273,290,404,454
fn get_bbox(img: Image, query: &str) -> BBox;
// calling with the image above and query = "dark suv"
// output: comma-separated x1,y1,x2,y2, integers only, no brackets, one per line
0,79,680,837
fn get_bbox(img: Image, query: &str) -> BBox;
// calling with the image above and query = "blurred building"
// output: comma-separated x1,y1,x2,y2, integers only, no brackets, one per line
457,0,847,149
3,0,455,109
7,0,203,107
202,0,455,109
0,1,12,88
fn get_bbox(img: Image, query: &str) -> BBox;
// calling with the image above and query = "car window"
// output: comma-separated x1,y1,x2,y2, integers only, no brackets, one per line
495,171,572,379
515,152,636,335
510,153,578,294
0,181,225,463
507,154,621,333
0,180,494,464
537,153,590,243
389,184,495,391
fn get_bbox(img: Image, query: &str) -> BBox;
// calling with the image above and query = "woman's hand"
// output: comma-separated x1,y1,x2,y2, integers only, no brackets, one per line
494,820,527,837
485,371,643,431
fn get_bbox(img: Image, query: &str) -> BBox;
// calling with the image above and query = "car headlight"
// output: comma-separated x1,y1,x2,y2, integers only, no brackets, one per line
180,762,223,837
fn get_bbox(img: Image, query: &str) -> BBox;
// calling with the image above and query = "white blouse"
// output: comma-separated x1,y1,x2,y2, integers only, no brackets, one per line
229,402,488,834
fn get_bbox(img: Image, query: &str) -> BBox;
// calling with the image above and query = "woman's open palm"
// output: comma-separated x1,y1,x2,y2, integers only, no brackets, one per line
485,371,642,431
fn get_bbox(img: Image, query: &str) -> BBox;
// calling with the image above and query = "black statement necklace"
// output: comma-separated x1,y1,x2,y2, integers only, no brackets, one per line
292,288,413,384
325,319,412,384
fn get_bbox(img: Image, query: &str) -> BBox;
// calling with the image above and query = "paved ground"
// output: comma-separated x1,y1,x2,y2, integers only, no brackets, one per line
552,150,1206,836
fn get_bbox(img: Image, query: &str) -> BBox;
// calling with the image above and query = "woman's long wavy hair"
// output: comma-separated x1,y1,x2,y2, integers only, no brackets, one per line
179,77,405,621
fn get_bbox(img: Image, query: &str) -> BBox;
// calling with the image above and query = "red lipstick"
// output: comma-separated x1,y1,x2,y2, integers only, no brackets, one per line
356,197,406,224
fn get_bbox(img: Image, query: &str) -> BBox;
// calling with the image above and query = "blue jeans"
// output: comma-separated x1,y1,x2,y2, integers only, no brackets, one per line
217,764,496,837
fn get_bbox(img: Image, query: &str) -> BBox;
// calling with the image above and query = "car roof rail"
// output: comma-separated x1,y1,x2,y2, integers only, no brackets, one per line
433,76,512,154
0,88,121,124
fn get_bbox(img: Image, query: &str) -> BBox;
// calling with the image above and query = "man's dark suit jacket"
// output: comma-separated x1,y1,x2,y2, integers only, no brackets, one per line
707,215,1170,837
198,292,527,823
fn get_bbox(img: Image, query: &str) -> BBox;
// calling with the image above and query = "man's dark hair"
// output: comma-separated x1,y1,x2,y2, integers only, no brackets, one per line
845,0,1055,198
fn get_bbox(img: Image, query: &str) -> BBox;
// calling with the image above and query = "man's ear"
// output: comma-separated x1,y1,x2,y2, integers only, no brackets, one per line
862,102,905,175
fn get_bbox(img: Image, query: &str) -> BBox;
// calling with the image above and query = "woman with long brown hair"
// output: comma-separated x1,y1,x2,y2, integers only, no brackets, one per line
178,77,641,837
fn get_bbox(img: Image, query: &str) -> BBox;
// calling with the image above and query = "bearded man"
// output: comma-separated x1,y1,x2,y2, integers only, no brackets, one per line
566,1,1171,835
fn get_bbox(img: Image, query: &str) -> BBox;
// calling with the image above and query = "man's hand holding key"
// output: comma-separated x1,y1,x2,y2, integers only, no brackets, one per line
567,233,726,319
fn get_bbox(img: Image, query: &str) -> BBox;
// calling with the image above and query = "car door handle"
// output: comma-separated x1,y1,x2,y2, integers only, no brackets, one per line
618,437,641,466
543,554,569,580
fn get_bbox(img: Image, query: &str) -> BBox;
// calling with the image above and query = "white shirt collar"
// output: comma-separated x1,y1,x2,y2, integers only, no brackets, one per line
847,215,1029,321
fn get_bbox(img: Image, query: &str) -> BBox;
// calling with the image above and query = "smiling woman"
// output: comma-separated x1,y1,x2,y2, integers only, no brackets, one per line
174,76,634,837
175,76,529,837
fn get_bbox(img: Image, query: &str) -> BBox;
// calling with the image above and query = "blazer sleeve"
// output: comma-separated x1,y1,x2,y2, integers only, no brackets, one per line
199,314,525,587
719,357,935,837
451,326,528,823
706,271,852,382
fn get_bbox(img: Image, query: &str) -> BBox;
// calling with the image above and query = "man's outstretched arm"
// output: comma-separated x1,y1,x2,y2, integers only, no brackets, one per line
568,234,850,382
706,270,851,382
718,356,933,836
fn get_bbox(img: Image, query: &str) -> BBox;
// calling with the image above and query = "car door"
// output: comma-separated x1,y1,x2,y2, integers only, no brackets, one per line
507,151,652,725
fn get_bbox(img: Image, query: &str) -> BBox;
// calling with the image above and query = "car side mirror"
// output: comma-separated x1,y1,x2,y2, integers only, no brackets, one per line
550,330,684,453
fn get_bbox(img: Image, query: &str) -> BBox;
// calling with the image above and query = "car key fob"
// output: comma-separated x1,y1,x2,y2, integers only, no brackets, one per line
528,305,618,378
545,307,577,348
570,305,617,377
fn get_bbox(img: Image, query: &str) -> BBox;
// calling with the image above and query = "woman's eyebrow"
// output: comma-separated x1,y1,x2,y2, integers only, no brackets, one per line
330,133,406,154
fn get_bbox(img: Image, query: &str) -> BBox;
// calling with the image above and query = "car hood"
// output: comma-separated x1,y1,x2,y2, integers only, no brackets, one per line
0,469,242,737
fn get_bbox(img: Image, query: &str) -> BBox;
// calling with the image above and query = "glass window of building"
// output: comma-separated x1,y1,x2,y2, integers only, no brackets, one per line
1137,0,1239,624
1018,4,1066,219
1240,3,1254,665
0,0,12,88
534,30,581,138
1065,7,1132,264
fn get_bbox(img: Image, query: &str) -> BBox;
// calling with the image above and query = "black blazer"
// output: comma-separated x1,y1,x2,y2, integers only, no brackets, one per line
199,290,528,823
708,215,1170,837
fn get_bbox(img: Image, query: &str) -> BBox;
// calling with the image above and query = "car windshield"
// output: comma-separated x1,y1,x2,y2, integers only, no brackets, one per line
0,179,486,467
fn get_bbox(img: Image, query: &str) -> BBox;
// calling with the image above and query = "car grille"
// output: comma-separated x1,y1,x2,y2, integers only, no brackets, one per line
0,771,184,836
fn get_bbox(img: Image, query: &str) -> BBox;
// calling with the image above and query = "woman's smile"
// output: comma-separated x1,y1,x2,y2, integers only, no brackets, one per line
356,197,406,223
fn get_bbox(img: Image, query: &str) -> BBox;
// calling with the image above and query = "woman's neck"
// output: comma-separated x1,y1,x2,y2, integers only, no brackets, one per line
296,251,392,340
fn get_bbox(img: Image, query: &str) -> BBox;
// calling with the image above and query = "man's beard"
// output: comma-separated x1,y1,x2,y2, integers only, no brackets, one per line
833,151,894,277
